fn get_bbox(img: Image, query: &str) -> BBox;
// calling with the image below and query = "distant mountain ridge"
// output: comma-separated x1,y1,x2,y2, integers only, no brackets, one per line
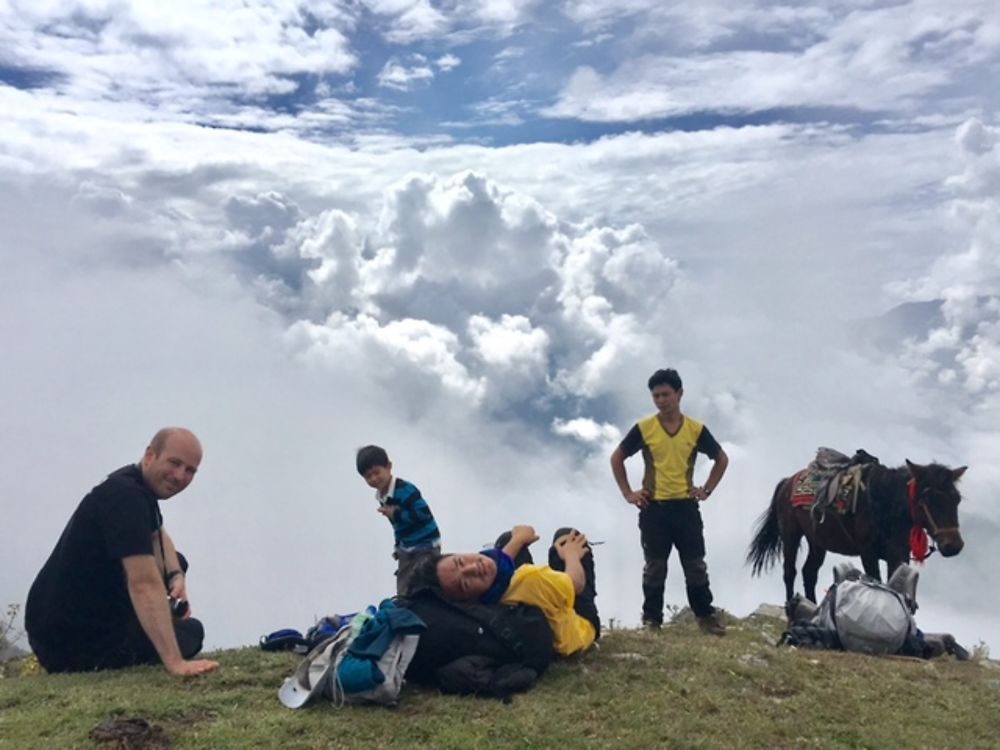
852,296,999,351
850,299,943,351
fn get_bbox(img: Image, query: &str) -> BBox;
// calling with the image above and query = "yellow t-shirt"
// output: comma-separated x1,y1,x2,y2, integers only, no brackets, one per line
634,415,706,500
501,564,596,656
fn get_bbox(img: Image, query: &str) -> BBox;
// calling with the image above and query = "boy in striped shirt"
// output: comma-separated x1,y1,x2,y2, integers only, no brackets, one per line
357,445,441,595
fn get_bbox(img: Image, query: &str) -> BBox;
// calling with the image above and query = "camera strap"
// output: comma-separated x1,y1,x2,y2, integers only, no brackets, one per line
157,527,169,588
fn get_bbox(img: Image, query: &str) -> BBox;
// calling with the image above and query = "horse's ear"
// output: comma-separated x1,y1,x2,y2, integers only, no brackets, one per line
905,459,922,477
952,466,968,482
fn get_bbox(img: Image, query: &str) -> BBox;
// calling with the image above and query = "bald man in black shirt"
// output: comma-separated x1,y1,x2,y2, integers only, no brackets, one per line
26,428,218,676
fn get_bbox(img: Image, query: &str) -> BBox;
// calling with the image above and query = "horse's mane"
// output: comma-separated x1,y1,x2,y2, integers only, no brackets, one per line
864,464,910,540
865,461,957,535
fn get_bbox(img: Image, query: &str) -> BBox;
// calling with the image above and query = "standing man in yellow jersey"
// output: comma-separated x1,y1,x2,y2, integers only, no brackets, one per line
610,368,729,635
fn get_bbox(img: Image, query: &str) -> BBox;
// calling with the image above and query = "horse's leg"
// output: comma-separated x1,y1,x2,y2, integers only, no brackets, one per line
781,527,800,603
802,543,826,603
860,552,882,582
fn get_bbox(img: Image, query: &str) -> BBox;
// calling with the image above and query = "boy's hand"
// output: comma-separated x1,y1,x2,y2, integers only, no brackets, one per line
377,505,396,519
554,530,590,561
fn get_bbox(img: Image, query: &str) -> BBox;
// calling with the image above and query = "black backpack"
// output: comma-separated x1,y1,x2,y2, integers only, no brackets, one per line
400,588,554,698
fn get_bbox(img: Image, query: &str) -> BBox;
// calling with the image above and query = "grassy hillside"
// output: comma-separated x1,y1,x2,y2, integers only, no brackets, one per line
2,610,998,749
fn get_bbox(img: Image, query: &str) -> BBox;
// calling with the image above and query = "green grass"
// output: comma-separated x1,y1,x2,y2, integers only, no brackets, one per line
2,612,999,749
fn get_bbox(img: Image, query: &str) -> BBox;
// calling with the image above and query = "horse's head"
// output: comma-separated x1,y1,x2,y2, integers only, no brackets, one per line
905,460,967,557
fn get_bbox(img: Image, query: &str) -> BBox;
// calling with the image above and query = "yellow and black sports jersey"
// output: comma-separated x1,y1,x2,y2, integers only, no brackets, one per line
618,415,722,501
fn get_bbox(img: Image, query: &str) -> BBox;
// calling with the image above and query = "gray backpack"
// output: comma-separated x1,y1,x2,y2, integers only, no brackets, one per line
787,562,919,655
821,577,916,655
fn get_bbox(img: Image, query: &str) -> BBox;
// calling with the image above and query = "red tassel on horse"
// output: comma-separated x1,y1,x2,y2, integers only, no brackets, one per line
909,526,929,563
908,479,930,563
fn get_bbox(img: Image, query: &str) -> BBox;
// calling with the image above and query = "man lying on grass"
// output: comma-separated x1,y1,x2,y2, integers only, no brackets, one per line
418,525,599,656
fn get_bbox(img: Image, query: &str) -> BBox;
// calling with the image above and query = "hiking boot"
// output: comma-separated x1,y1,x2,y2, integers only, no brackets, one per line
943,634,970,661
641,618,662,632
697,613,726,637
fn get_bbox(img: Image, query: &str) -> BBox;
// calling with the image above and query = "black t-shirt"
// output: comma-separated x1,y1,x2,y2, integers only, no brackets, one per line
25,464,162,650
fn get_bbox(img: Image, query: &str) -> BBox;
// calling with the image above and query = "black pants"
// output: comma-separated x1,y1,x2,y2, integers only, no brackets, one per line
495,527,601,639
101,612,204,670
639,501,715,623
30,554,205,673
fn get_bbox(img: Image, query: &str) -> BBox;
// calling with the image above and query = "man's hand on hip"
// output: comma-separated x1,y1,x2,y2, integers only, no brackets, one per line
625,489,651,508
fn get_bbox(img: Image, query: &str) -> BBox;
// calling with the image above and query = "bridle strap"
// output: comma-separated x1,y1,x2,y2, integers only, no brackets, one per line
909,479,959,536
917,505,959,537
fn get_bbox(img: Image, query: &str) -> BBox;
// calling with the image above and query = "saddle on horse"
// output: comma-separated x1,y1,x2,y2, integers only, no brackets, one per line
790,448,880,519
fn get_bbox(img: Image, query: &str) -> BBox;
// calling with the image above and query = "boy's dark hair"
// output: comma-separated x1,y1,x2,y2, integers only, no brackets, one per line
356,445,390,475
647,368,682,391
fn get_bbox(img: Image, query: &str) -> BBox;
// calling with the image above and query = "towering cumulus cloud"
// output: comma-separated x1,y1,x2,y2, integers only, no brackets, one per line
240,171,684,428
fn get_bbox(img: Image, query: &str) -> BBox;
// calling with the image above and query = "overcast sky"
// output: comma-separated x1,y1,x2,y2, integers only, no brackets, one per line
2,0,999,656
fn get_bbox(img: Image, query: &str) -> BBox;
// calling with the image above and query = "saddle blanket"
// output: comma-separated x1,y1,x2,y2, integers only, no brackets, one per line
790,469,851,512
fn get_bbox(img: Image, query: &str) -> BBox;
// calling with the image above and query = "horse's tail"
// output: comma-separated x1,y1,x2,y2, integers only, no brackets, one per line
746,479,787,576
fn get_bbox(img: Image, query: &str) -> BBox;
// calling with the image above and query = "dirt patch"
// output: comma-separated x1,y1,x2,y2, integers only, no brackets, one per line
89,717,171,749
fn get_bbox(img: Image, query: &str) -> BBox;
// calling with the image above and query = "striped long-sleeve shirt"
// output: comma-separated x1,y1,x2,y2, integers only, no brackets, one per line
378,477,441,551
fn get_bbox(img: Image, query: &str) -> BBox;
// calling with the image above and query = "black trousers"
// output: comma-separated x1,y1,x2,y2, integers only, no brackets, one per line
638,501,715,622
495,527,601,639
30,553,205,673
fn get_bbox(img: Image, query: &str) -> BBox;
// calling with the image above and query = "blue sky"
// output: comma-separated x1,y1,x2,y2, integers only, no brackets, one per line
4,0,996,145
2,0,1000,653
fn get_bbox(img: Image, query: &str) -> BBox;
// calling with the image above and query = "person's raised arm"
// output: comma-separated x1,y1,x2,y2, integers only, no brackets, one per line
611,447,650,508
501,525,539,561
554,531,590,593
122,554,218,676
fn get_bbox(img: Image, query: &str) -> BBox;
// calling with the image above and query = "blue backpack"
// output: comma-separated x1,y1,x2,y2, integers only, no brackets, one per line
260,609,371,653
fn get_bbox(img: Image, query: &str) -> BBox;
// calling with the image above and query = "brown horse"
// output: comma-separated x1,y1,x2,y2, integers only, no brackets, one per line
747,460,966,603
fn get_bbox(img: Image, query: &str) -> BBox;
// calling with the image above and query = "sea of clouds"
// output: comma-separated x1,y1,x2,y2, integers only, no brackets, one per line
2,0,999,654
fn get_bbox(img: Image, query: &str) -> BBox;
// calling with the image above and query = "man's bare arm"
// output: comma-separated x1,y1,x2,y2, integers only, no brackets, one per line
611,448,650,508
554,531,590,594
122,554,218,676
693,449,729,501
